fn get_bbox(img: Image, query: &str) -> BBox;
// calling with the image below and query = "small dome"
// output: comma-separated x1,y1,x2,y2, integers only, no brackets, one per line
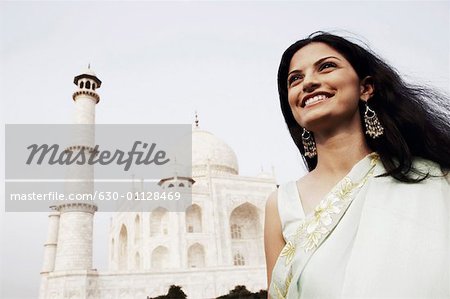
192,128,238,175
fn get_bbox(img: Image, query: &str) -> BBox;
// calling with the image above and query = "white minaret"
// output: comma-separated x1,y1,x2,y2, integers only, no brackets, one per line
40,208,60,273
53,66,101,272
39,66,102,299
38,208,60,299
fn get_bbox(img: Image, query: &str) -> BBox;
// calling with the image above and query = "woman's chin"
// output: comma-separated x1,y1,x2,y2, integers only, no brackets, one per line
299,114,333,132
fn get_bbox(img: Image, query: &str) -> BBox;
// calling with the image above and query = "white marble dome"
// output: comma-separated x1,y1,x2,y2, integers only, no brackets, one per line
192,128,239,175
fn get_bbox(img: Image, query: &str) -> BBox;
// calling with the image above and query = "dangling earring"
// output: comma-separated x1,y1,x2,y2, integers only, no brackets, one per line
364,102,384,138
302,128,317,158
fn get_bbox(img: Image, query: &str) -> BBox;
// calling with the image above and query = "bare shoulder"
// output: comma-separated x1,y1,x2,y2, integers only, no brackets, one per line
264,189,286,287
264,190,283,240
265,189,279,212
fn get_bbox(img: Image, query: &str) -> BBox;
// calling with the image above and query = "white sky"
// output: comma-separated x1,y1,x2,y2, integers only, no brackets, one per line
1,1,449,298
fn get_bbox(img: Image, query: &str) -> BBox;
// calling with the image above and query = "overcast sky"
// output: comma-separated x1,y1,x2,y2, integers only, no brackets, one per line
1,1,449,298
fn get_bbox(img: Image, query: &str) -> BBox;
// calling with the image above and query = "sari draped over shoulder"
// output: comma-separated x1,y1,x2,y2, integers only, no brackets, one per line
269,153,450,299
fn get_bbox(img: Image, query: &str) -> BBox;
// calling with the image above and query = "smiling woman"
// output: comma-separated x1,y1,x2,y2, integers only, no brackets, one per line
264,32,450,298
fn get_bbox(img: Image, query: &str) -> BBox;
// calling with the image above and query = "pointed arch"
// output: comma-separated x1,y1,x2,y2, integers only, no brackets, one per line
185,204,202,233
150,207,169,236
86,80,91,89
118,224,128,270
229,202,260,239
187,243,205,268
151,246,169,269
229,202,261,267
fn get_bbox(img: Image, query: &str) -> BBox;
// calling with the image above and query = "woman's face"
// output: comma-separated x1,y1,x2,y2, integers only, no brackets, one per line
287,42,366,133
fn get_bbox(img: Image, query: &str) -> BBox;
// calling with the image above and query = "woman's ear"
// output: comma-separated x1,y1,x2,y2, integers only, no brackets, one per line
360,76,375,102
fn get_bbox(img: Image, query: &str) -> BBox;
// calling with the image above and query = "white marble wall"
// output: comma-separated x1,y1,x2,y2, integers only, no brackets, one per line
43,266,266,299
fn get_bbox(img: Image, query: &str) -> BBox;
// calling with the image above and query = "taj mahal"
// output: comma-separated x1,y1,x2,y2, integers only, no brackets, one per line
38,68,277,298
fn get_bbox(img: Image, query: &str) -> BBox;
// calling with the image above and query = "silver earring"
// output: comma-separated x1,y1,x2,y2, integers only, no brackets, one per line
364,103,384,138
302,128,317,158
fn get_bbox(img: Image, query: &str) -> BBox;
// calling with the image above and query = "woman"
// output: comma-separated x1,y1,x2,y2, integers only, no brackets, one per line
264,32,450,299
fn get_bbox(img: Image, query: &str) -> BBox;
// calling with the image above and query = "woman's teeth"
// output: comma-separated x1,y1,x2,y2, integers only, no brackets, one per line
304,94,329,107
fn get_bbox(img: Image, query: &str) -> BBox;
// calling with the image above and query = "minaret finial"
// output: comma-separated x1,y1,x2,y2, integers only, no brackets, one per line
88,63,91,69
194,110,199,128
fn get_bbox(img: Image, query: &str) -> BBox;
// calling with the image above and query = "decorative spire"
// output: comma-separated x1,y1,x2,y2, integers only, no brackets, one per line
88,63,91,69
194,110,199,128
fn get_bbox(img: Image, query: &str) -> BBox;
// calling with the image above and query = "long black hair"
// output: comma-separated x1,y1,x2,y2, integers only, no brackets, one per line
278,31,450,182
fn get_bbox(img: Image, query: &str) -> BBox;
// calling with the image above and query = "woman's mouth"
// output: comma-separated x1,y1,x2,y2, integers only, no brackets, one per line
300,94,333,108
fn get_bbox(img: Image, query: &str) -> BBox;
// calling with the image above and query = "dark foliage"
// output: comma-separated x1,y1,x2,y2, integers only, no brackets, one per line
147,285,187,299
216,285,268,299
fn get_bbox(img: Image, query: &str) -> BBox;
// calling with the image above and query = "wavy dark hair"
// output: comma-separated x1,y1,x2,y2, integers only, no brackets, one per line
278,32,450,182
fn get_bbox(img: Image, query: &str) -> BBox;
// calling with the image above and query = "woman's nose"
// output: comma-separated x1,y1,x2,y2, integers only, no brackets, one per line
302,73,320,93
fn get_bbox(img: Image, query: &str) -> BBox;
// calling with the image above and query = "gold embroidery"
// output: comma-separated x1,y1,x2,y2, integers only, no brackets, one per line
274,269,293,299
285,270,293,294
274,283,285,299
336,177,355,201
280,241,296,266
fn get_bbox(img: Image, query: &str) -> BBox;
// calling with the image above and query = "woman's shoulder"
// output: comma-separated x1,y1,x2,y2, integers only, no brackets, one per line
276,179,304,203
265,188,279,213
265,181,296,206
372,157,449,199
267,180,306,241
412,157,446,174
410,158,449,183
268,180,304,216
375,156,448,183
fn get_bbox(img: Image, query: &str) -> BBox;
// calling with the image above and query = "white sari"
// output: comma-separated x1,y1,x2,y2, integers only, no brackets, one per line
269,153,450,299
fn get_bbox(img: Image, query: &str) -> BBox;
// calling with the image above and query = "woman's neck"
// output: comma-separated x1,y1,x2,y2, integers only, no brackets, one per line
312,129,372,177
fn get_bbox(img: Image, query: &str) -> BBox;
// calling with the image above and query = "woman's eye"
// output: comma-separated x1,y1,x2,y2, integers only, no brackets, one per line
319,62,336,71
288,74,303,86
